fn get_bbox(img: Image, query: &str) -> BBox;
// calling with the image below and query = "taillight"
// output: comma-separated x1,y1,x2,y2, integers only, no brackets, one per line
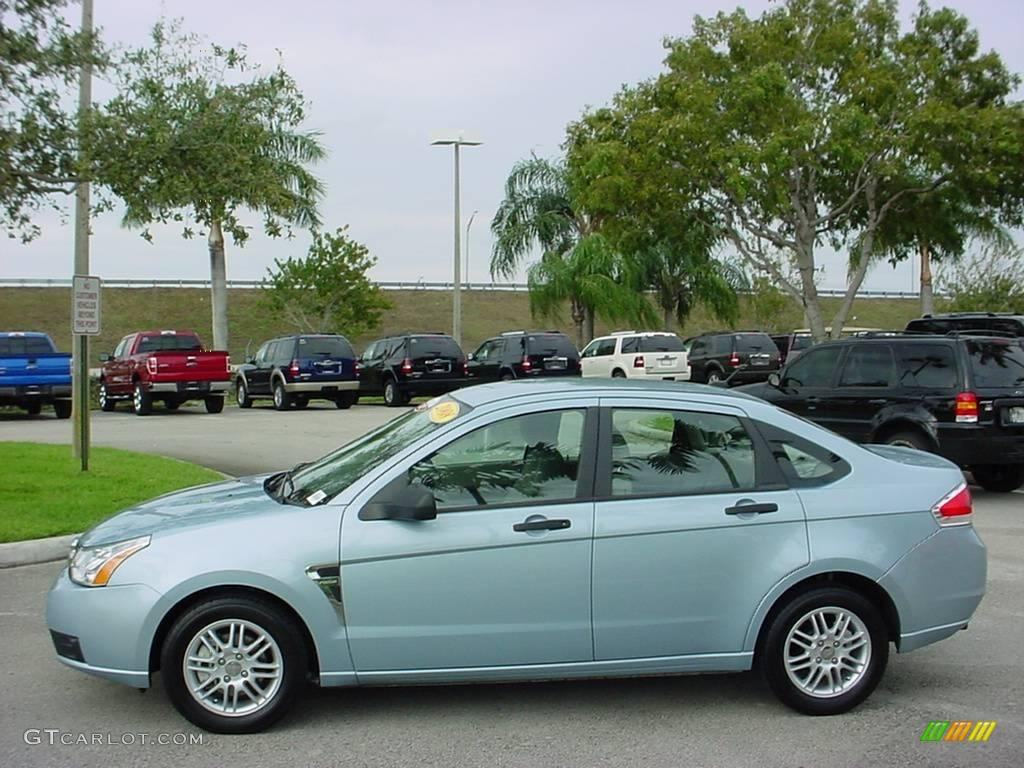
146,357,157,375
461,360,468,374
225,356,231,373
932,483,972,526
521,357,532,372
633,355,645,369
289,359,300,377
400,358,413,375
729,352,741,367
355,362,363,378
955,392,978,423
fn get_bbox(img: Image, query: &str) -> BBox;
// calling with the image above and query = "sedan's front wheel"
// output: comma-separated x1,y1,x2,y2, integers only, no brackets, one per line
160,597,306,734
762,587,887,716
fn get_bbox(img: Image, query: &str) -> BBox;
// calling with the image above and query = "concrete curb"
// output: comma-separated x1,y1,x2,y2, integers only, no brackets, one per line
0,533,76,569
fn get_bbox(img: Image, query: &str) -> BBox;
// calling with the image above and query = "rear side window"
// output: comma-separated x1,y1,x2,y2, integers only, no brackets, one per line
298,336,355,359
527,334,577,357
735,334,774,353
756,422,851,487
409,336,462,358
967,340,1024,388
839,345,894,387
0,336,55,355
639,335,684,353
897,345,957,389
136,334,203,353
621,337,640,354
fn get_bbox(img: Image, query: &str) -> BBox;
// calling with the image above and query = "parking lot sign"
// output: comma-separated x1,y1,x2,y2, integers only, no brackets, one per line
72,275,101,335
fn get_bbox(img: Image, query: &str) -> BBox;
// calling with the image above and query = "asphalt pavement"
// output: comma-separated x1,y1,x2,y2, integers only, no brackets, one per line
1,404,1022,766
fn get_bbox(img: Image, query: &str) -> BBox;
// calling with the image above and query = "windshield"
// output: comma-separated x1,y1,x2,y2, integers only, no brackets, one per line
280,396,468,504
639,335,684,352
298,336,355,359
967,340,1024,388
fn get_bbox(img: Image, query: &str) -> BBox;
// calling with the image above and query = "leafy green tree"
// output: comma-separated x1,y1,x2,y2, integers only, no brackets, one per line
526,234,657,346
568,0,1024,341
939,244,1024,313
262,227,392,338
1,0,104,241
748,276,794,333
86,20,324,351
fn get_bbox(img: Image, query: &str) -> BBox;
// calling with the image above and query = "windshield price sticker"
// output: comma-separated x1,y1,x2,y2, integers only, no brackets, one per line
428,401,460,424
305,490,327,506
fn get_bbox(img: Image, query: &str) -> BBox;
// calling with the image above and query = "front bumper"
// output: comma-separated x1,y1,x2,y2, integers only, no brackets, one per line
284,380,359,393
45,568,161,688
147,380,230,395
879,524,987,653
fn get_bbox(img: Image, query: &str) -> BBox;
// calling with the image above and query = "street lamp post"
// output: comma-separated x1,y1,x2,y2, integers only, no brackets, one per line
465,209,478,285
431,135,481,347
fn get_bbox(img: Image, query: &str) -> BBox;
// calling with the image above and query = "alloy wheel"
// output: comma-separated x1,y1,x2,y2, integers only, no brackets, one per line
783,606,871,699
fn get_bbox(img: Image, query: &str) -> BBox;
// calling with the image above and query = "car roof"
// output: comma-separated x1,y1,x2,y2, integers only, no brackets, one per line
450,377,765,408
133,329,199,336
0,331,50,338
593,331,680,339
915,312,1024,320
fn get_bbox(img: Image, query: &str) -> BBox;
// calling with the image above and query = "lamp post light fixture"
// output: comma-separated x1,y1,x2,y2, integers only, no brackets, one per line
431,134,482,347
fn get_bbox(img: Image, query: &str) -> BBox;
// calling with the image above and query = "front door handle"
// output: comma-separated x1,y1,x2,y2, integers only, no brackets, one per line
513,518,571,532
724,501,779,516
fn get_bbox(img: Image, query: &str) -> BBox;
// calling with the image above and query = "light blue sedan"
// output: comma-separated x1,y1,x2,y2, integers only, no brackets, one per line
46,380,986,732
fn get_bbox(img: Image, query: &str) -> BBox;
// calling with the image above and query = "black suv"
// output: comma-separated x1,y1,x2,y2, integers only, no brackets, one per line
906,312,1024,337
466,331,581,383
687,331,781,385
235,334,359,410
737,334,1024,492
358,333,467,406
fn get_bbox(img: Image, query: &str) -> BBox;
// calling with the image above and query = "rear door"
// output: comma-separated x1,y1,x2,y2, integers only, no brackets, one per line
245,342,273,394
828,344,897,442
770,345,845,430
592,399,805,659
581,338,615,377
105,335,134,394
467,339,503,383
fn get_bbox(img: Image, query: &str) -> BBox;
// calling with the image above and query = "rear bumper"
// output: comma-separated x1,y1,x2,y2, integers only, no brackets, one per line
879,524,986,653
398,378,468,396
147,380,230,395
725,367,778,384
632,370,691,381
0,384,71,399
937,425,1024,466
284,380,359,393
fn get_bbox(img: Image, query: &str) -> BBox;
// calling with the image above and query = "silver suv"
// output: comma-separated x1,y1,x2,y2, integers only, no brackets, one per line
580,331,690,380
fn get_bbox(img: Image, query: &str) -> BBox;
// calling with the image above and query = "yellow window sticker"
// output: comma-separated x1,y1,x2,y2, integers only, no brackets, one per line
428,401,460,424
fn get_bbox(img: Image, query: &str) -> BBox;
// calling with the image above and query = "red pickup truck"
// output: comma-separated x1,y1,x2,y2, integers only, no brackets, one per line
98,330,231,415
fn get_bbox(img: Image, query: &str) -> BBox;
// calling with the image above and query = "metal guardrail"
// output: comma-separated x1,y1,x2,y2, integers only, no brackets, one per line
0,277,926,299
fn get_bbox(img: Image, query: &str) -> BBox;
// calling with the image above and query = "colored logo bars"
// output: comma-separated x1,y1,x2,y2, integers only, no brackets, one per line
921,721,997,742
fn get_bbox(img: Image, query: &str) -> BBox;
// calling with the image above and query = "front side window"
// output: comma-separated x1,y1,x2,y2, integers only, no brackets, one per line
757,422,850,487
783,346,842,388
409,409,586,511
609,409,756,497
580,340,601,358
113,337,130,359
361,342,377,361
839,345,894,387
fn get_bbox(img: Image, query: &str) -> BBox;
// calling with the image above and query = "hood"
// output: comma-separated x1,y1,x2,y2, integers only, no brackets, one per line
863,444,959,470
78,475,282,547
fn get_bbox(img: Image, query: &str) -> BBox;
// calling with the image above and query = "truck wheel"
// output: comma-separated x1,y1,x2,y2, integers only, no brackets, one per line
99,381,116,412
272,380,292,411
133,382,152,416
972,464,1024,493
383,378,404,407
293,396,309,410
336,392,357,409
205,397,225,414
26,400,42,416
883,430,930,452
706,368,725,385
236,379,253,409
165,399,181,411
53,400,72,419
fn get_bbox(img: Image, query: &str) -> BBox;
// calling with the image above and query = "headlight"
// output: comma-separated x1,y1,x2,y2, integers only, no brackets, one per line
69,535,151,587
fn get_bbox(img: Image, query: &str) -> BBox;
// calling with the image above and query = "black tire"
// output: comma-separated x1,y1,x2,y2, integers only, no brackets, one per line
25,400,42,415
165,399,181,411
336,392,357,409
53,399,72,419
882,430,930,452
611,369,627,379
133,382,152,416
272,379,292,411
159,596,307,734
98,381,116,412
236,379,253,409
706,368,725,385
205,396,225,414
293,397,309,410
500,371,515,382
761,586,888,716
972,464,1024,493
383,378,404,407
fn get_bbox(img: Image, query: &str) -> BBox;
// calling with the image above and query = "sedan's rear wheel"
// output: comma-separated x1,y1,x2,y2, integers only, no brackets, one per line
160,597,306,734
762,587,887,715
972,464,1024,493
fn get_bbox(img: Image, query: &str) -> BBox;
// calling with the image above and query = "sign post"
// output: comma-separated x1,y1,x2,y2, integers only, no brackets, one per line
72,275,101,471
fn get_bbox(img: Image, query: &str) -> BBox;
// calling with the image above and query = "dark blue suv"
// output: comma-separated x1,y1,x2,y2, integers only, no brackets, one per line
235,334,360,410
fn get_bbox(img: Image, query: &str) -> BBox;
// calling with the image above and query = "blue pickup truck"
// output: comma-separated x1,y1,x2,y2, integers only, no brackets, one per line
0,332,73,418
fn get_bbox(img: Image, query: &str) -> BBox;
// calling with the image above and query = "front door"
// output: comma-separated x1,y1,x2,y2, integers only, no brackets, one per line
592,400,807,659
466,339,503,383
340,404,597,673
770,345,845,432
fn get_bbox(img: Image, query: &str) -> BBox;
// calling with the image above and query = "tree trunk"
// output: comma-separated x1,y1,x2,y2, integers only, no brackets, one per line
919,240,934,315
583,305,595,345
570,297,586,348
662,304,673,332
793,227,827,341
208,219,229,351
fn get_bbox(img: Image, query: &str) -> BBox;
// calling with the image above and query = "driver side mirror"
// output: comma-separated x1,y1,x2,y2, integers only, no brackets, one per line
359,480,437,522
98,353,111,362
467,352,475,361
768,372,781,388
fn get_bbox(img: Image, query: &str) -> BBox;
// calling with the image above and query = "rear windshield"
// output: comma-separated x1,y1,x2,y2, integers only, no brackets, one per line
0,336,55,356
527,334,578,357
297,336,355,359
639,335,684,353
735,334,775,353
967,340,1024,388
409,336,463,359
136,334,203,353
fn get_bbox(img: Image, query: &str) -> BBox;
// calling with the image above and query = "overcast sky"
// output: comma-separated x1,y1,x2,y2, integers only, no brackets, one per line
2,0,1021,291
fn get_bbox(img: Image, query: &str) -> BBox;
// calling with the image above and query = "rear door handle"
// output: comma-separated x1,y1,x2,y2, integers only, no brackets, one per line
513,518,571,532
868,399,887,406
724,502,779,516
